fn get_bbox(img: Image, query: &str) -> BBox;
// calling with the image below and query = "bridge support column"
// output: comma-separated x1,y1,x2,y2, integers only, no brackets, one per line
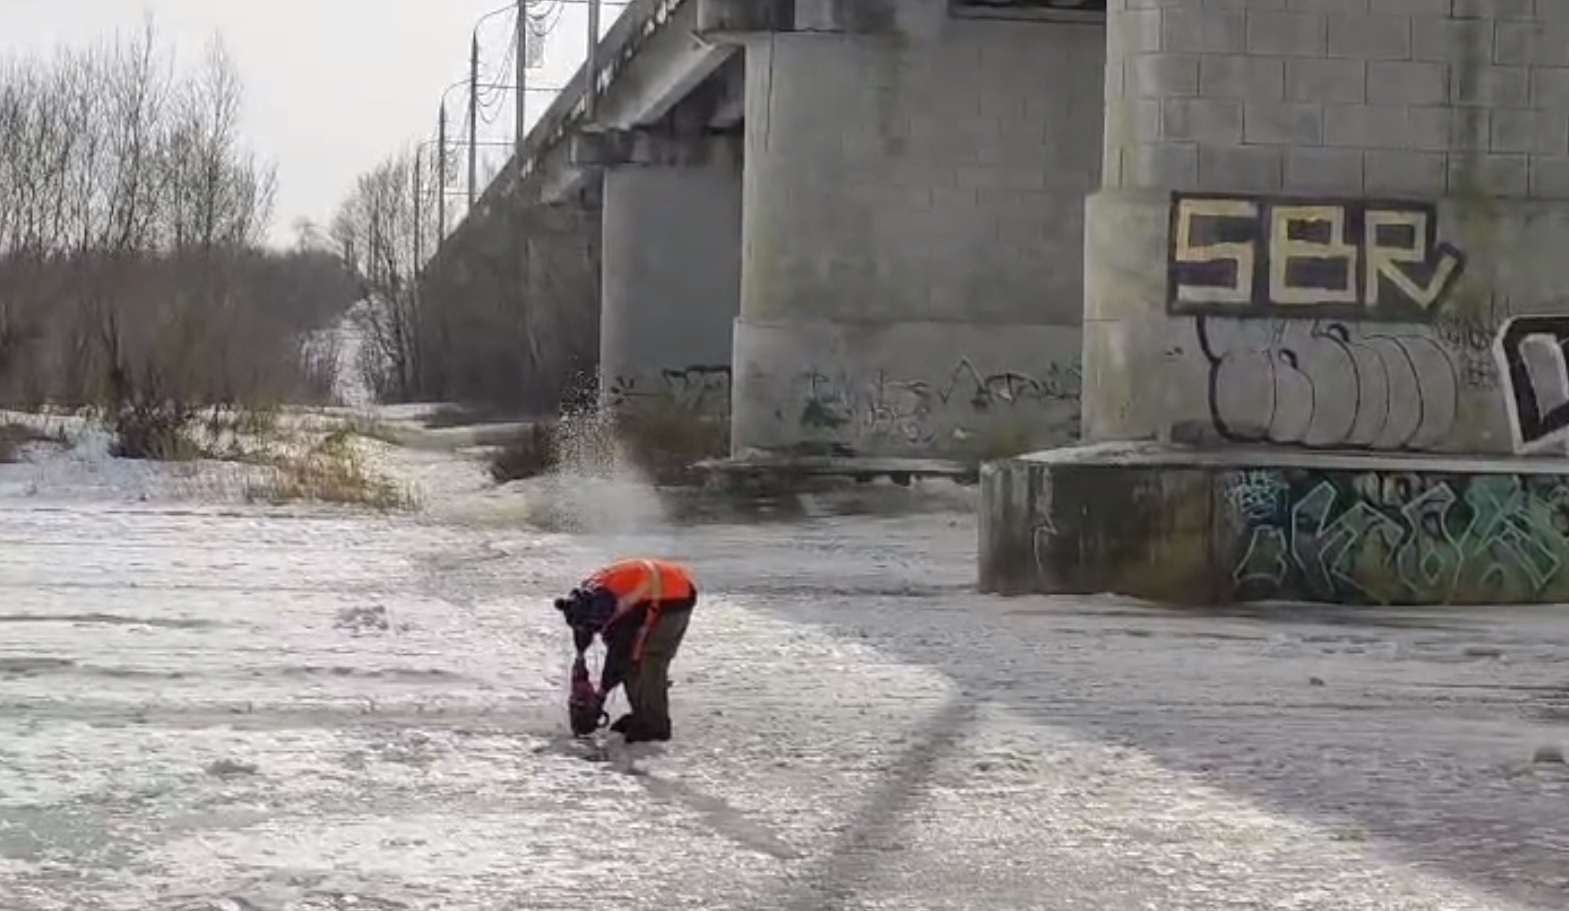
982,0,1569,604
728,10,1103,459
594,133,742,417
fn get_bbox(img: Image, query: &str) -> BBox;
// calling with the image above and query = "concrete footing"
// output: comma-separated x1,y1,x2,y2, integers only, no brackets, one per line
978,443,1569,607
697,452,978,487
730,318,1082,460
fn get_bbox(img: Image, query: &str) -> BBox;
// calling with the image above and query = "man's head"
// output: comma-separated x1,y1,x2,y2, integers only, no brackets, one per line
555,586,616,631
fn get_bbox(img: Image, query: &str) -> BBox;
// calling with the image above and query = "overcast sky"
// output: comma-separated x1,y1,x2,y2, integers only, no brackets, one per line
0,0,618,248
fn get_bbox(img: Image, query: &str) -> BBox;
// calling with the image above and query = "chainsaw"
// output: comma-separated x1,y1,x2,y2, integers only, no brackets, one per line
568,651,610,738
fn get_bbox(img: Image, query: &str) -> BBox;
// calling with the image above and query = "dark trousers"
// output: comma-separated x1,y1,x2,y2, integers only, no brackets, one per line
601,590,695,731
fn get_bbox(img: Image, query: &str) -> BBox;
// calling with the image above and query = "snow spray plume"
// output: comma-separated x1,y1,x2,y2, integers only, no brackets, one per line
524,406,670,542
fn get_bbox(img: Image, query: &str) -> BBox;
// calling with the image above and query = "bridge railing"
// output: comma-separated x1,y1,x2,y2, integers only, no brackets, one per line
447,0,692,234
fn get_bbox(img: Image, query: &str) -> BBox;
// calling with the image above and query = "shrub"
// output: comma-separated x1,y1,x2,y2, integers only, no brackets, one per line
232,406,281,439
0,421,67,463
246,428,413,511
0,422,30,463
109,404,203,461
488,422,558,483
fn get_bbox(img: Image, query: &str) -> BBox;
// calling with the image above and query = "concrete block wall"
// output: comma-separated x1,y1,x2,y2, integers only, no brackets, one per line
1104,0,1569,199
731,2,1103,458
1086,0,1569,459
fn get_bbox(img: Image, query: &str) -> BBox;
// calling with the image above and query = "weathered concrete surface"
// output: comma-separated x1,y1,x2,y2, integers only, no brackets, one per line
1088,1,1569,459
732,318,1080,459
980,443,1569,607
419,195,601,415
1084,190,1569,458
1101,0,1569,201
729,2,1101,458
600,140,742,417
1048,0,1569,607
417,0,727,416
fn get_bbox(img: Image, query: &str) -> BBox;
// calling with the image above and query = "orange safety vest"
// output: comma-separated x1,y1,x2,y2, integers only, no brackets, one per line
583,558,696,662
584,558,696,606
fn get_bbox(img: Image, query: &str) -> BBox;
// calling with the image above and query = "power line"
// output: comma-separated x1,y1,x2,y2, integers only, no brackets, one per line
476,24,516,122
433,0,634,232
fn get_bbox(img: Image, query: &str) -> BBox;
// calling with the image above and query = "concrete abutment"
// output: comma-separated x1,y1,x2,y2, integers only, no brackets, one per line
981,0,1569,606
979,445,1569,607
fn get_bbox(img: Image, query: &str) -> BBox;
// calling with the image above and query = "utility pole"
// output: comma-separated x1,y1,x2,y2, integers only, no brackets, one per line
585,0,601,120
468,34,479,208
437,105,448,241
413,146,423,272
515,0,528,161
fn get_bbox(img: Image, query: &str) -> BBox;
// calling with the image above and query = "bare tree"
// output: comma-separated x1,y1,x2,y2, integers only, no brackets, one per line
0,18,358,444
329,147,439,402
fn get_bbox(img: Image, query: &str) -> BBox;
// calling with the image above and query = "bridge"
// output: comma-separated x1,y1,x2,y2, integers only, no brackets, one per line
419,0,1101,460
420,0,1569,605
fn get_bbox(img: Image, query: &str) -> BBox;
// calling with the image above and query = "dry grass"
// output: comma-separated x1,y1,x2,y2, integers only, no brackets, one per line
244,427,415,511
0,420,68,463
2,405,414,511
338,415,406,447
109,405,205,461
0,422,31,463
107,404,278,463
489,422,557,483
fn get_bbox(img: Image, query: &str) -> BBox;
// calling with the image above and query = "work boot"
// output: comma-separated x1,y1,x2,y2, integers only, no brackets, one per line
619,714,668,744
625,715,671,744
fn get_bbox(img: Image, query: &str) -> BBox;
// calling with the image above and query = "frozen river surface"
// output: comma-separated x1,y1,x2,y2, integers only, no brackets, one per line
1,473,1568,910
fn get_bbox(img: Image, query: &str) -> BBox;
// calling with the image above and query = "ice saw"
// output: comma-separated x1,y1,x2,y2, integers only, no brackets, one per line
568,650,610,738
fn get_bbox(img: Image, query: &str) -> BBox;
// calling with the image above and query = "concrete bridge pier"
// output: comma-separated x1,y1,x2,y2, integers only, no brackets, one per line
586,129,743,417
980,0,1569,606
717,1,1102,460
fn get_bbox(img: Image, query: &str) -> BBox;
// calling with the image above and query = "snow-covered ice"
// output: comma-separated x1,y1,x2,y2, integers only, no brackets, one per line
0,434,1566,910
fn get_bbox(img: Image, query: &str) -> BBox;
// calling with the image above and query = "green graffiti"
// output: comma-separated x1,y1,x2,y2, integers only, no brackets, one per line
1226,470,1569,605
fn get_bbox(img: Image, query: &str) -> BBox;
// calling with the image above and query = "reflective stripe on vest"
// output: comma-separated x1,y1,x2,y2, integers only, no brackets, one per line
632,559,663,663
640,558,663,603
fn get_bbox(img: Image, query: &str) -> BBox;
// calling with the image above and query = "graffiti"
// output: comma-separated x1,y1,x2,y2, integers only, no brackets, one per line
1224,469,1289,522
1433,295,1507,390
607,365,731,412
1495,316,1569,455
1168,193,1465,321
1198,317,1458,451
797,359,1081,446
1225,469,1569,604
